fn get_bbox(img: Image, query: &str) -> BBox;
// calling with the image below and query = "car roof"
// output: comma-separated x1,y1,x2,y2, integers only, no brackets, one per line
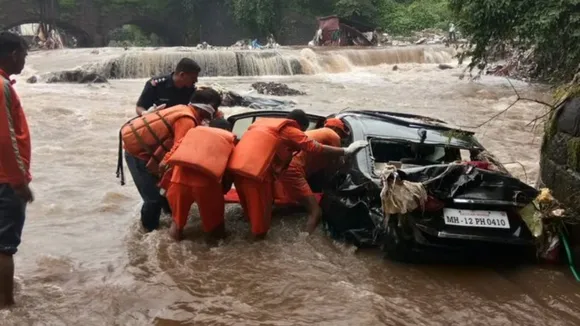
334,110,483,149
227,109,483,149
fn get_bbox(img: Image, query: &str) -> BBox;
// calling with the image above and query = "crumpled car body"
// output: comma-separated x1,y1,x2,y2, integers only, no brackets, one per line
226,110,539,262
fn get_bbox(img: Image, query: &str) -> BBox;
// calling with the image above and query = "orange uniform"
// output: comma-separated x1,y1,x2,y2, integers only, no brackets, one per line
166,167,233,233
163,126,236,233
274,127,341,203
231,119,323,236
119,105,204,232
0,71,31,187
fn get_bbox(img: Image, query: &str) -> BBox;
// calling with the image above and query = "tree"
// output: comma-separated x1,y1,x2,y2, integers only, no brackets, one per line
449,0,580,82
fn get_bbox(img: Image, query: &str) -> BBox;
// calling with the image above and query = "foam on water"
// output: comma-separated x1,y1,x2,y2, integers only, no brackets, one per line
27,45,456,82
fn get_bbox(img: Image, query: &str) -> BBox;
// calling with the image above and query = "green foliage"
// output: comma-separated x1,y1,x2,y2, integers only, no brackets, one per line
333,0,380,24
58,0,76,8
449,0,580,82
108,24,162,46
567,137,580,171
228,0,280,35
225,0,450,38
57,0,452,44
379,0,451,35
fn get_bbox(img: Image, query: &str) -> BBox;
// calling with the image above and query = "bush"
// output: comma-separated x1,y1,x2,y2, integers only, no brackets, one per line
379,0,451,35
449,0,580,82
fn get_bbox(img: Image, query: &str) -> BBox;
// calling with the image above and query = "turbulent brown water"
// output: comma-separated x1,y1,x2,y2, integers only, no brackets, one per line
2,46,580,326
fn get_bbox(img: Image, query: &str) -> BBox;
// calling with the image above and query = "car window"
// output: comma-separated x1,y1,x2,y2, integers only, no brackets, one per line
369,138,462,174
232,117,254,139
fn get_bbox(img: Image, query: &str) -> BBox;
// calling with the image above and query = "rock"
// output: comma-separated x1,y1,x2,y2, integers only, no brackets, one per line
392,65,399,71
90,50,99,55
26,76,38,84
46,70,108,84
79,73,108,84
251,82,305,96
415,37,427,45
438,64,454,70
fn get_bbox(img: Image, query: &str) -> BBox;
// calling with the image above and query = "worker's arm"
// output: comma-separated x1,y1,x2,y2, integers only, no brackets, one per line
282,126,368,157
282,126,345,156
136,81,156,116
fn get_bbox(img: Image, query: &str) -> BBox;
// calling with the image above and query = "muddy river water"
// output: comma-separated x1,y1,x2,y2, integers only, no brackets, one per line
2,46,580,325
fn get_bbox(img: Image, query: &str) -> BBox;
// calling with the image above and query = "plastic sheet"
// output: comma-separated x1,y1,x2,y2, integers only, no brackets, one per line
322,163,539,249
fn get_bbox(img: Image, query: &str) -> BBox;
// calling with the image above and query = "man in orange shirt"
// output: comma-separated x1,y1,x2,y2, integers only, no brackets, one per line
164,118,235,242
230,110,368,239
121,88,222,232
0,32,33,308
275,118,349,233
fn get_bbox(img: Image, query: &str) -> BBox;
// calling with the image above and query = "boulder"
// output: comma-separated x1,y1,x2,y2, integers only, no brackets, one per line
45,70,108,84
540,96,580,262
438,64,454,70
251,82,305,96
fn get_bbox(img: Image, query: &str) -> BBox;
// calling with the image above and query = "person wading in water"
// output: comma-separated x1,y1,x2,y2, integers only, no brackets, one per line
0,32,33,308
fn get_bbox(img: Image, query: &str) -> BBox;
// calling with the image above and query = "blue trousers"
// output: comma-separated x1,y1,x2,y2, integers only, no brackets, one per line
0,184,27,255
124,152,170,231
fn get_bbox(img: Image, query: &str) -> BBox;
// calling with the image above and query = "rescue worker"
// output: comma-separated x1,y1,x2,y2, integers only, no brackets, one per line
275,118,349,233
0,32,32,308
162,118,235,242
118,88,222,232
135,58,201,116
228,109,368,239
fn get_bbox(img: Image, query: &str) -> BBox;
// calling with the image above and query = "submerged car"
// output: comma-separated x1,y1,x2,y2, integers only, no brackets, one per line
224,110,539,262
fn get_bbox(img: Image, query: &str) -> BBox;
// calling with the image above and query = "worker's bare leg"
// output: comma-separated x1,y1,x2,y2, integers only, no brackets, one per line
0,254,15,308
301,195,322,234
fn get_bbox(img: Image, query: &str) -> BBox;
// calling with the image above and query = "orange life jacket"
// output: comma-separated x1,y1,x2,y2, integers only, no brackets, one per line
228,118,300,181
164,126,236,182
117,105,198,181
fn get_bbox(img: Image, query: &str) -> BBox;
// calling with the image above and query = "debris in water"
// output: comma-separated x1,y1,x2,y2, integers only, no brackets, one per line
438,64,454,70
46,70,108,84
196,42,213,50
201,83,296,110
379,165,427,215
26,76,38,84
517,187,579,264
415,37,427,45
251,82,306,96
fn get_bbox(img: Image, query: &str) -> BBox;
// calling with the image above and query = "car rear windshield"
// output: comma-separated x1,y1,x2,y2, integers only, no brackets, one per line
369,138,463,173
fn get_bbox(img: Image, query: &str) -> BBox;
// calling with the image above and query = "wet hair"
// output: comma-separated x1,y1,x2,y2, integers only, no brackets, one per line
0,32,28,57
286,109,309,130
175,58,201,74
189,87,222,108
209,117,232,131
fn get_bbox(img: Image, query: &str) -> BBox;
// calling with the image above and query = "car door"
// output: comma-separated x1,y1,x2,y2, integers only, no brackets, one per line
227,111,326,139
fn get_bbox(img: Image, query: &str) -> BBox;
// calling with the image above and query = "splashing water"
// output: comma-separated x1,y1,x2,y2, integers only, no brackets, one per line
31,45,456,81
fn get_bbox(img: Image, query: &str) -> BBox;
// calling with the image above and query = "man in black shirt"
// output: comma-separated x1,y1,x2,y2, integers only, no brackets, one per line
135,58,201,116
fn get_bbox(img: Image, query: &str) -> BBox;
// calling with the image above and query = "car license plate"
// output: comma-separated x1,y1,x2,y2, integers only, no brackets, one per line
443,208,510,229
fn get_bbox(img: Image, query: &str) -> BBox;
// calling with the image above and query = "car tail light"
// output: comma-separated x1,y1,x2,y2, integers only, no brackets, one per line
423,195,445,212
464,161,492,170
